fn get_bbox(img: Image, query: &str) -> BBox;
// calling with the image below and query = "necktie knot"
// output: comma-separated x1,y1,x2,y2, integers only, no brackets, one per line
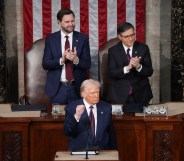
89,106,94,109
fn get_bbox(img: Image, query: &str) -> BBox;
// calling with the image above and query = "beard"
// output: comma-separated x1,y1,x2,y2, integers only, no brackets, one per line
61,25,75,34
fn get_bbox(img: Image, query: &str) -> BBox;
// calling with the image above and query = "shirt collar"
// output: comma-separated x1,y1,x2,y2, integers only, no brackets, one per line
123,44,133,53
83,98,97,109
60,30,73,39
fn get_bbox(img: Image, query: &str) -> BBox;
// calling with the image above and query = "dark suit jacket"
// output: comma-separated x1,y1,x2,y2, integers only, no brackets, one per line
107,41,153,104
64,99,117,150
42,31,91,97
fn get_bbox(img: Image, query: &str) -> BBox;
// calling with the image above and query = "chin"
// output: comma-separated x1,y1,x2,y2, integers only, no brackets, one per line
94,100,99,104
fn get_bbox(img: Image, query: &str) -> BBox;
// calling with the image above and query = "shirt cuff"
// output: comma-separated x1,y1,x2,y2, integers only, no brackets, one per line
124,66,130,74
136,65,142,72
60,58,64,65
74,114,80,122
73,57,79,65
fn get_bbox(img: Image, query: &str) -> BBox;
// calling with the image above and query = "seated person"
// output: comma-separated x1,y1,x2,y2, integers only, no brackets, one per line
64,79,117,150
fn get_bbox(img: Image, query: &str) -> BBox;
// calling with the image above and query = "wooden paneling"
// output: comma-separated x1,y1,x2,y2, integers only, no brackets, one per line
145,120,182,161
113,119,146,161
0,115,184,161
0,118,30,161
29,118,68,161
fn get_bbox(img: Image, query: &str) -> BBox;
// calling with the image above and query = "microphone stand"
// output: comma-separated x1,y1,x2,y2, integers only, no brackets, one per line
85,144,89,159
84,118,91,159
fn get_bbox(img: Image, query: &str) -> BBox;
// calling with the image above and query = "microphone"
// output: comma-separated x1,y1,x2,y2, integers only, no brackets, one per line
83,117,91,159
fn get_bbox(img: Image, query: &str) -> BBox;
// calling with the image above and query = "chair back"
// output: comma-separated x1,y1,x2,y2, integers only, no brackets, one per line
98,38,120,101
24,38,51,106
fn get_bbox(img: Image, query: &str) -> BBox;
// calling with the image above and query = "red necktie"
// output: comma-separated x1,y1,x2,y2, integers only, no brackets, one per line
89,106,95,137
127,48,132,95
65,35,73,81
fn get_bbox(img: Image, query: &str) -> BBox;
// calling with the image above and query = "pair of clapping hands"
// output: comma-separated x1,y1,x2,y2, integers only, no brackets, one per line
61,47,79,64
127,56,141,70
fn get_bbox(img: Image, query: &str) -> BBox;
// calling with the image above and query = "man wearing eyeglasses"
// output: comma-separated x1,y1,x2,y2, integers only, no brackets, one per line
107,22,153,112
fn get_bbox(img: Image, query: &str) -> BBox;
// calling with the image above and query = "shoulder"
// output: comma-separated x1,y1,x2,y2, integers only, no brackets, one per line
134,41,149,50
97,101,112,109
73,31,88,40
45,31,60,41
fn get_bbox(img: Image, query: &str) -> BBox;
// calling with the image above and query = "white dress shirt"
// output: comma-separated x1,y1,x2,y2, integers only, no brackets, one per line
60,31,73,82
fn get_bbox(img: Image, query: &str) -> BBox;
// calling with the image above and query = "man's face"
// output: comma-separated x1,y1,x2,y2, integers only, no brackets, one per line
58,14,75,34
83,85,100,105
118,28,136,47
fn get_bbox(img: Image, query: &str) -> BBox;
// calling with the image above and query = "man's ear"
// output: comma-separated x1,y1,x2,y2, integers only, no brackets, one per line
81,91,85,98
117,35,122,40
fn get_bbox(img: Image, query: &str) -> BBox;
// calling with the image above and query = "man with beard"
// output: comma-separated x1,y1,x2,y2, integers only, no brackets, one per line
42,9,91,104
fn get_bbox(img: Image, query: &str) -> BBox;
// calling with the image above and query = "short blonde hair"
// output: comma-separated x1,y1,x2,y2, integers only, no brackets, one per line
80,79,101,96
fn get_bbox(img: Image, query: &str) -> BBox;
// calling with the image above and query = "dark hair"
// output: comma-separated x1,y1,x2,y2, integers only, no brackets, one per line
117,22,135,34
57,8,75,21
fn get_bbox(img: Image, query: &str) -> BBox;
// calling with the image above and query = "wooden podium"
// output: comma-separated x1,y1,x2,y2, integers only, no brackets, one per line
54,150,119,161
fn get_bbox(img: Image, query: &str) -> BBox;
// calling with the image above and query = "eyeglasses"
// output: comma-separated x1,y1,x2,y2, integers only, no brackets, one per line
120,33,136,39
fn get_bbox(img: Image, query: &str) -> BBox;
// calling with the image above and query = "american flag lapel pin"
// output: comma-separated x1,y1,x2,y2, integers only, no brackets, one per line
101,111,103,115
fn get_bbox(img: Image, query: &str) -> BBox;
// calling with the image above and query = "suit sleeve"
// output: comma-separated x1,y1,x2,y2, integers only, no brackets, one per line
136,45,153,77
73,35,91,70
64,104,79,136
108,113,118,150
42,35,63,70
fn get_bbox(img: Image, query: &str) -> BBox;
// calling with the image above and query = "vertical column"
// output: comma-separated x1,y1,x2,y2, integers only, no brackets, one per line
146,0,161,103
5,0,19,103
160,0,172,101
0,0,7,102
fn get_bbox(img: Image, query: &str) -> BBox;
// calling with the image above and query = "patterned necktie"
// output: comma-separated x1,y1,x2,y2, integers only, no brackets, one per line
65,35,73,81
89,106,95,137
127,48,132,95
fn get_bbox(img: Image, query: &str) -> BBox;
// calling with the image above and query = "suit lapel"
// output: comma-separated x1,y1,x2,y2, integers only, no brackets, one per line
117,42,129,64
72,31,79,52
95,104,104,141
132,41,140,58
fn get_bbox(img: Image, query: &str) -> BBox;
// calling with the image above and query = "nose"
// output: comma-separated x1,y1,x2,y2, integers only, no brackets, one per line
94,92,99,97
69,21,73,26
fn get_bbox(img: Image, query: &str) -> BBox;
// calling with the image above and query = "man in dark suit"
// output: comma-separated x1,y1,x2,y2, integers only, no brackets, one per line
64,79,117,150
42,9,91,104
107,22,153,112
